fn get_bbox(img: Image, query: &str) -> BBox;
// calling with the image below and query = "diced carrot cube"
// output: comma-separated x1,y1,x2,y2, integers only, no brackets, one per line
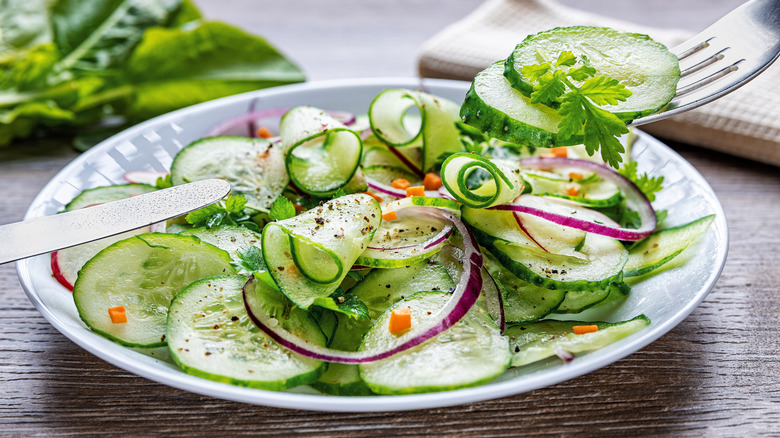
552,147,568,157
388,307,412,335
391,178,411,190
363,191,383,203
406,186,425,197
573,325,598,335
568,172,584,181
423,173,443,191
382,211,398,221
108,306,127,324
256,126,273,139
566,185,579,197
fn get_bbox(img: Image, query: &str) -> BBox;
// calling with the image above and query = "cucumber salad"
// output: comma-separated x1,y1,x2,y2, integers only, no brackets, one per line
53,27,715,396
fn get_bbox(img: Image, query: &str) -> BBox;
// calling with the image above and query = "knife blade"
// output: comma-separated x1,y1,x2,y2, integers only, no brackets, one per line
0,179,231,265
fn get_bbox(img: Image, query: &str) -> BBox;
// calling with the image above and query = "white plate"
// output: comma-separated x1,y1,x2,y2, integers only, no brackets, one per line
17,78,728,412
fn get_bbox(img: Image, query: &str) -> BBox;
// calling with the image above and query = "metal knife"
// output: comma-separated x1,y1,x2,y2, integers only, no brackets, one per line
0,179,231,265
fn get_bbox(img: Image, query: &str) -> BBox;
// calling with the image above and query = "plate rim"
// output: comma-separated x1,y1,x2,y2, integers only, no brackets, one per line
16,77,729,412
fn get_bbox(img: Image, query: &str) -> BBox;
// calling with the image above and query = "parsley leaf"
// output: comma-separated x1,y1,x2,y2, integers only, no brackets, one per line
619,161,664,202
185,194,260,232
331,188,348,199
268,195,296,221
155,174,173,189
232,245,266,275
521,52,632,168
311,288,370,320
232,245,280,292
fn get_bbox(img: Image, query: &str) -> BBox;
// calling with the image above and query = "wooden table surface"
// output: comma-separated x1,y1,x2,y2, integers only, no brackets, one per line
3,0,779,436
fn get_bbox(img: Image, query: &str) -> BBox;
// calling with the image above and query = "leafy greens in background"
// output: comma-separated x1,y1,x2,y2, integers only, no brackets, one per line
0,0,305,149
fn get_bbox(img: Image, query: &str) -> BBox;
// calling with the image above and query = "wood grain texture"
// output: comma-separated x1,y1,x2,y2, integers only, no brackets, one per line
2,0,779,436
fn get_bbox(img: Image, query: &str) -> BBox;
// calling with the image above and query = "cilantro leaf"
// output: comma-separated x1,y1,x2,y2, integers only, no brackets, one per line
155,174,173,189
224,193,248,214
520,63,551,82
530,70,566,105
554,51,577,67
578,76,632,106
311,289,370,321
331,188,347,200
268,195,296,221
619,161,664,202
185,194,260,232
232,245,266,274
521,51,633,169
581,103,628,168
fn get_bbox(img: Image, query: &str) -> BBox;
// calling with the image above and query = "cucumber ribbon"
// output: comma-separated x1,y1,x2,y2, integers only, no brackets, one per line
368,89,463,172
245,208,485,364
441,153,524,209
280,106,363,196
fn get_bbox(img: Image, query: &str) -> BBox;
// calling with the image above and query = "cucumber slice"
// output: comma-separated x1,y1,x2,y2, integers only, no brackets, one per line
624,215,715,277
281,106,362,196
356,207,452,268
474,225,627,291
179,225,262,261
505,315,650,367
504,26,680,120
167,275,325,390
363,164,421,187
64,183,156,211
73,233,235,348
52,226,154,291
313,259,454,395
358,291,510,395
460,61,580,148
440,153,523,208
262,194,381,309
351,259,456,312
170,136,286,211
369,89,463,172
483,252,565,323
522,171,620,207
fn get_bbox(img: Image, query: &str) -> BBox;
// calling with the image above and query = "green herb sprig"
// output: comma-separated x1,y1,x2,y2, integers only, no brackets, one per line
522,51,632,168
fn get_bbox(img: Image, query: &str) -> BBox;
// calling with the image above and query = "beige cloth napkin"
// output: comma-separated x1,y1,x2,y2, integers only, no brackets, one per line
418,0,780,167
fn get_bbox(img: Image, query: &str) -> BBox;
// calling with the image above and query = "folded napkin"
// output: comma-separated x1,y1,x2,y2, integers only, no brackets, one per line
418,0,780,167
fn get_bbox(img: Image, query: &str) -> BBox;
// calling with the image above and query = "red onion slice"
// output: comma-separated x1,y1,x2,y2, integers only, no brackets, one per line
366,176,406,198
491,157,657,241
205,108,356,138
243,210,484,364
388,146,424,178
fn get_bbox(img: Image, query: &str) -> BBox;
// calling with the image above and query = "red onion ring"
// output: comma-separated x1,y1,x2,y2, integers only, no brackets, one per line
366,176,406,198
491,157,657,241
388,146,424,178
243,209,483,364
205,108,356,138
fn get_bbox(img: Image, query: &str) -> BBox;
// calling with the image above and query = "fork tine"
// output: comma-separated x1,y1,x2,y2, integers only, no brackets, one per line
630,0,780,127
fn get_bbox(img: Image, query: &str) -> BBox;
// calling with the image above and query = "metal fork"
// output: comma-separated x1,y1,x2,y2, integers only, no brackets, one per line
630,0,780,127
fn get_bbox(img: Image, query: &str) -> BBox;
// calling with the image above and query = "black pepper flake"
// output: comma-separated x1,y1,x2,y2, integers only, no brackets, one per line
213,324,220,329
315,217,325,225
385,284,391,288
231,316,239,322
278,266,285,271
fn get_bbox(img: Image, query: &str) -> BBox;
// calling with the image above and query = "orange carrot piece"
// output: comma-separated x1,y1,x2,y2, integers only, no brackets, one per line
568,172,584,181
392,178,411,190
108,306,127,324
382,211,399,221
552,147,568,157
406,186,425,197
573,325,598,335
363,191,384,203
423,173,443,191
256,126,273,139
293,204,307,213
388,307,412,335
566,186,579,197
